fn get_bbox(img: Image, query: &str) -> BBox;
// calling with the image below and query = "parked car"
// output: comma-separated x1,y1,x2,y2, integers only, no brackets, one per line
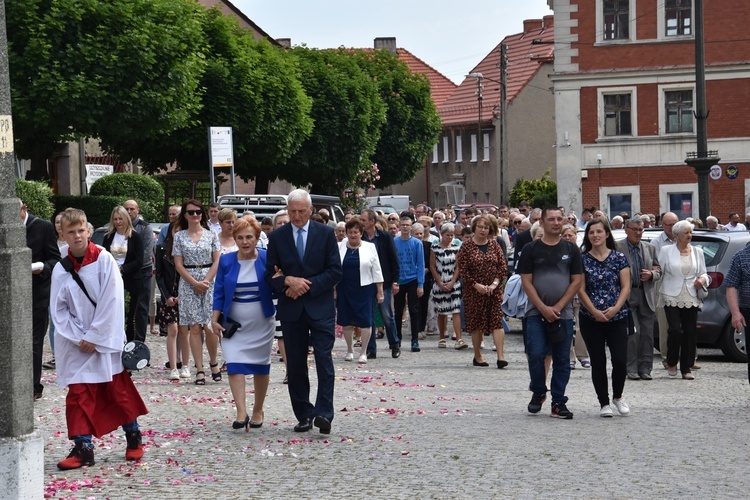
217,194,344,223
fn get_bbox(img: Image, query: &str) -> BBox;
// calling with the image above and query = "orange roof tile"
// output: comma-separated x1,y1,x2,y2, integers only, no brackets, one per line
440,16,554,127
395,49,458,108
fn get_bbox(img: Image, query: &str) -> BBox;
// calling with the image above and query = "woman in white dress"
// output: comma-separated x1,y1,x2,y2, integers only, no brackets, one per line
212,218,276,430
218,208,239,255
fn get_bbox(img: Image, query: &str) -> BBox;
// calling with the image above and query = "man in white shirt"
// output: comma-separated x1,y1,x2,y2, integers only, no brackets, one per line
726,212,747,232
208,203,222,233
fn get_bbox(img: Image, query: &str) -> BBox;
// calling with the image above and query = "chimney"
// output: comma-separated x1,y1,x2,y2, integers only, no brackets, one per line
523,19,543,34
543,15,554,28
276,38,292,49
374,37,397,54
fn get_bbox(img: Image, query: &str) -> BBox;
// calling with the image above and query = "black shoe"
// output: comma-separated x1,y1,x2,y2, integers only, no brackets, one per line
551,402,574,419
249,412,264,429
375,330,385,339
232,415,250,431
528,393,546,414
391,346,401,358
42,358,56,370
294,418,313,432
366,351,377,359
165,361,183,370
313,416,332,435
34,391,43,401
473,358,489,367
496,360,508,369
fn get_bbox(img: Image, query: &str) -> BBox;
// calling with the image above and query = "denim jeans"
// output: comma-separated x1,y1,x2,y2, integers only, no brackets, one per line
367,287,399,353
525,315,574,405
73,420,139,449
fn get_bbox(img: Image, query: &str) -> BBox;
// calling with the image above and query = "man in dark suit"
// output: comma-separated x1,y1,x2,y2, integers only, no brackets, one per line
21,201,61,400
265,189,342,434
616,218,661,380
124,200,151,343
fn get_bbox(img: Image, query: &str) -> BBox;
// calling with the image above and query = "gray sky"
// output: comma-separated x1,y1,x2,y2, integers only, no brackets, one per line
232,0,553,83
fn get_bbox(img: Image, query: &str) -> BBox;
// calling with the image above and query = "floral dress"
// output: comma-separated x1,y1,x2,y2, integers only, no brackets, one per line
580,251,630,321
431,240,462,315
457,239,507,334
173,229,220,326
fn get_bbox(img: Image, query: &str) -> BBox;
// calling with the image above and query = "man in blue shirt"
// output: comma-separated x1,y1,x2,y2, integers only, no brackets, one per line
393,214,424,353
726,245,750,383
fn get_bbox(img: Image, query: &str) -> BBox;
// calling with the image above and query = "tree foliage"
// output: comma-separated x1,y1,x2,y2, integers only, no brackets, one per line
351,50,442,188
272,47,386,195
16,179,54,220
7,0,207,179
134,8,313,181
509,168,557,209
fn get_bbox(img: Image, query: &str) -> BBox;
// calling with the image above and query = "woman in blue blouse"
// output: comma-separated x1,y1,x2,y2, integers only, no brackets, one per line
578,218,632,418
212,218,276,430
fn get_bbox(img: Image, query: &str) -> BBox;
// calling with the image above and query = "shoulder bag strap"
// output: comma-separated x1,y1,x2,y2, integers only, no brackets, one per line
60,256,97,307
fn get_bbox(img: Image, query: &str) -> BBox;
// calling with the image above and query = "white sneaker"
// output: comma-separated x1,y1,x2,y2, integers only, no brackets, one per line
169,368,180,380
480,341,485,349
179,366,190,378
358,355,368,364
612,398,630,416
345,352,354,361
600,405,614,418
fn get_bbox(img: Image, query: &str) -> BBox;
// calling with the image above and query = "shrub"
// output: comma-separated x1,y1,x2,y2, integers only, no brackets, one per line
509,168,557,209
16,179,55,220
53,195,124,229
90,173,164,218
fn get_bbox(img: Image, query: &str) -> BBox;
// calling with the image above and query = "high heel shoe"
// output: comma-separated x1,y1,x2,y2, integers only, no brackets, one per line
232,415,250,432
249,412,264,429
496,359,508,369
210,362,222,382
473,358,489,367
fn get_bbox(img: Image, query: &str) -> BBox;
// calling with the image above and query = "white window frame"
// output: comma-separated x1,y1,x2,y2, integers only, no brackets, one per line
470,134,478,162
442,136,449,163
432,143,439,164
657,0,694,41
596,0,637,43
598,87,638,139
456,135,463,162
483,133,490,162
658,84,696,136
659,182,699,218
599,185,640,219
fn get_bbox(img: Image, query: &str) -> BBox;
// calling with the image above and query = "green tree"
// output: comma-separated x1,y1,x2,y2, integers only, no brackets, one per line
16,179,54,220
272,47,386,195
351,49,442,188
7,0,206,180
133,8,313,192
509,168,557,208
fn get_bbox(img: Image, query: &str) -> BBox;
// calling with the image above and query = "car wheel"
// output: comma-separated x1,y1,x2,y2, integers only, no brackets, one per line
719,321,747,363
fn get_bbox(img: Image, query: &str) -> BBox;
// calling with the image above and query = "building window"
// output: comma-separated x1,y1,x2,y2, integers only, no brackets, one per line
669,192,693,219
659,183,698,219
456,135,462,162
600,185,640,218
472,192,478,203
608,194,632,218
666,0,691,36
483,133,490,161
665,90,693,133
604,0,629,40
603,94,632,136
432,144,438,164
442,136,449,163
470,134,478,162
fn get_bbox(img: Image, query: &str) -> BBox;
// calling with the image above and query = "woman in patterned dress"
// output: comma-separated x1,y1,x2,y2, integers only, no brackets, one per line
578,218,631,417
456,214,508,368
173,199,221,385
430,222,466,349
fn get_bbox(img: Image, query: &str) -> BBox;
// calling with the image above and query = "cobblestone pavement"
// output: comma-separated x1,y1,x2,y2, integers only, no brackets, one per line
35,319,750,498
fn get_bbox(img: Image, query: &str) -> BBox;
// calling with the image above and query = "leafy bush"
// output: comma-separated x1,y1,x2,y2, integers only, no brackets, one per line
509,168,557,209
16,179,55,220
89,173,164,222
52,195,124,229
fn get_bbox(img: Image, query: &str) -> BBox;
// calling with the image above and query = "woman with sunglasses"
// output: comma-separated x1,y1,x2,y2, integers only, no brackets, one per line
173,199,221,385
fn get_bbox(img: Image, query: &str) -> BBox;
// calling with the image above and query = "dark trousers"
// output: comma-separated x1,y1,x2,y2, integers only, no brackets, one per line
580,315,628,406
626,287,656,375
367,287,399,353
32,302,49,395
664,305,698,374
282,310,335,422
418,273,433,333
394,280,420,343
133,268,152,342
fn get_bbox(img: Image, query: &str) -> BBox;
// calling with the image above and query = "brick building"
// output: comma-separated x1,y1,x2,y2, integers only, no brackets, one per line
551,0,750,221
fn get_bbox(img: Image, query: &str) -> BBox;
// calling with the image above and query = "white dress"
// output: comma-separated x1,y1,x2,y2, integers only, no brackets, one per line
223,260,275,374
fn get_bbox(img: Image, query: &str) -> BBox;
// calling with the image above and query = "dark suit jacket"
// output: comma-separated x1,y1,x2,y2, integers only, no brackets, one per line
512,229,532,272
103,230,144,294
363,229,399,287
615,239,662,312
154,242,178,301
264,220,342,322
25,214,61,302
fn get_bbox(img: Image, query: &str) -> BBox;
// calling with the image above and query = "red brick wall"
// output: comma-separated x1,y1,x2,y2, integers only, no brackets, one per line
581,164,749,219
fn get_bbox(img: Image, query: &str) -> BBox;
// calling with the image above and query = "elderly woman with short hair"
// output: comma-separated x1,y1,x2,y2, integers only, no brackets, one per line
658,220,710,380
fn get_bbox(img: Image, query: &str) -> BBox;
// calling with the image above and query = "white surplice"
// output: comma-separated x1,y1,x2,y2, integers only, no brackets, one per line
50,246,126,388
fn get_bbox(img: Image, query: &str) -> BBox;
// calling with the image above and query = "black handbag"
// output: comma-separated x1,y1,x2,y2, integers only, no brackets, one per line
218,313,241,339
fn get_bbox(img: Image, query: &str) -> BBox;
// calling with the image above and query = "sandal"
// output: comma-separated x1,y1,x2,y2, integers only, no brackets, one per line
194,371,206,385
210,363,222,382
437,339,447,348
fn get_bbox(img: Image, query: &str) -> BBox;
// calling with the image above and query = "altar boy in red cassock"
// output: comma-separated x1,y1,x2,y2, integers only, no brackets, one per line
50,208,148,470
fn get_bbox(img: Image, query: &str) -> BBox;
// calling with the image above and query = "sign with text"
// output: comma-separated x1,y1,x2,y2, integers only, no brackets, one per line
85,164,114,190
209,127,233,167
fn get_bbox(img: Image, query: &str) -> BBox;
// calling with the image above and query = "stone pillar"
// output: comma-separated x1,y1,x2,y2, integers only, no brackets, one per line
0,0,45,496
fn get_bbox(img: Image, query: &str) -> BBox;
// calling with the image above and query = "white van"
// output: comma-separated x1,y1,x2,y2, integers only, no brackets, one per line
217,194,345,223
367,195,410,213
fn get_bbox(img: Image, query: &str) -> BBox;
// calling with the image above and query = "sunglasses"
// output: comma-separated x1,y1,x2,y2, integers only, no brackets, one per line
186,209,202,216
388,217,398,221
513,220,522,224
